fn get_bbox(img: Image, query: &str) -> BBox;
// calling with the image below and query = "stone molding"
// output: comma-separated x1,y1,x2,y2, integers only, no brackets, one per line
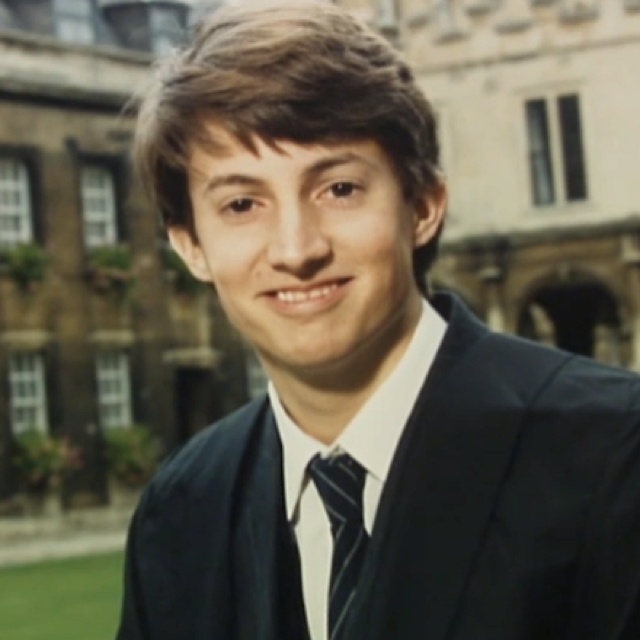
89,330,136,348
163,347,221,369
1,330,51,350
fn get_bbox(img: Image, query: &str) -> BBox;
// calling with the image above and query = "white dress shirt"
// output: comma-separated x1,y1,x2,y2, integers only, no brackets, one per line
269,299,446,640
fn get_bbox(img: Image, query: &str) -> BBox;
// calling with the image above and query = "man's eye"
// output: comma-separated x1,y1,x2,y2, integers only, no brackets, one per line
226,198,254,214
330,182,358,198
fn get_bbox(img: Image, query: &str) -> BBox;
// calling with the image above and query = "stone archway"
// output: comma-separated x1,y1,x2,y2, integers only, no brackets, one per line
518,277,623,365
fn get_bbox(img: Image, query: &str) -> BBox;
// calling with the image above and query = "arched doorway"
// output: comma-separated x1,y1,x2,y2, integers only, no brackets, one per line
518,279,623,365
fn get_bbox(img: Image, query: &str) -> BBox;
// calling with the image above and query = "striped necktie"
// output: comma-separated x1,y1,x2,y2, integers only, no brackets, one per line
308,453,369,640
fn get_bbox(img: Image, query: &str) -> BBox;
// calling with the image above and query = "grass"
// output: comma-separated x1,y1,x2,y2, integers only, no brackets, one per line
0,552,124,640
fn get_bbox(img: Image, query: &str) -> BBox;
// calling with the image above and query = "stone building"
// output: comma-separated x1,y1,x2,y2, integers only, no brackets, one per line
3,0,639,507
0,0,250,507
343,0,640,369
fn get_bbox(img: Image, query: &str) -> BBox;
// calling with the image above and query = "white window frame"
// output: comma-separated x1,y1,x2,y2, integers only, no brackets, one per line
9,352,48,434
53,0,94,45
0,157,33,247
524,91,588,208
81,164,118,248
96,351,132,429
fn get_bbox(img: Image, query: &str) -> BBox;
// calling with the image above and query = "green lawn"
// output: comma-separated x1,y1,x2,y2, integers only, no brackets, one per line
0,552,124,640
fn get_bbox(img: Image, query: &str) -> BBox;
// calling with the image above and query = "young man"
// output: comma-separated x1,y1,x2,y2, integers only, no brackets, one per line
117,2,640,639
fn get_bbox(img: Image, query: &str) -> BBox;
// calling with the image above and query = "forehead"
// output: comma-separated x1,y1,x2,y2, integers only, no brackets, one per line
186,122,393,181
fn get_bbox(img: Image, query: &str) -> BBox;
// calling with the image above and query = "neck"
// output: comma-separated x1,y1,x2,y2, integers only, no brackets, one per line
264,297,423,444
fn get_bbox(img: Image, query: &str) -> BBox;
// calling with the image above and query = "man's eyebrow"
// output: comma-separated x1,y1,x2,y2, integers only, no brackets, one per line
303,152,375,179
200,151,374,195
203,174,264,195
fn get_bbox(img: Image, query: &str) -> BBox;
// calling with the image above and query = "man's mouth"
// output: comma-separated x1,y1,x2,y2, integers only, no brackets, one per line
276,282,338,302
275,282,340,303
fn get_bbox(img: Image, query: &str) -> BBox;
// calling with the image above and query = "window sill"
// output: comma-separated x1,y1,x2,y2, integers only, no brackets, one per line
435,28,468,44
496,18,533,34
405,11,430,29
525,200,594,218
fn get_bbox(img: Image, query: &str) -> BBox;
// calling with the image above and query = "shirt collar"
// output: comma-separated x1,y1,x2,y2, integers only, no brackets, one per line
270,298,447,522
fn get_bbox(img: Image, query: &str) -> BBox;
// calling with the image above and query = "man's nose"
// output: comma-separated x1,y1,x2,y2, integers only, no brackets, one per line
266,205,331,274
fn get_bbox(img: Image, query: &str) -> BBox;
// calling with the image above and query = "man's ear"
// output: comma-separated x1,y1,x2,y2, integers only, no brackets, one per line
167,227,212,282
413,179,448,249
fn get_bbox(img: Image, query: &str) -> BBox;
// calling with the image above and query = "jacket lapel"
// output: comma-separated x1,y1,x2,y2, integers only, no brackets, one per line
351,294,564,640
233,408,285,640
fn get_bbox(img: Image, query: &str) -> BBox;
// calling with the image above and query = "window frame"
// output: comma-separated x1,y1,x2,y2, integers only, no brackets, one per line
523,90,589,209
0,146,41,247
8,351,49,435
80,160,121,249
95,350,133,430
53,0,95,45
0,156,33,247
148,5,185,56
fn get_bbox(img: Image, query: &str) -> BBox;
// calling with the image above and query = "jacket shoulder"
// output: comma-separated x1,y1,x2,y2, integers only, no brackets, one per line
146,395,270,504
484,331,640,423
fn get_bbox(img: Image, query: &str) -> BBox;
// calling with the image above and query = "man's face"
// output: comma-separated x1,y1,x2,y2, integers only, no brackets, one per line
169,125,445,382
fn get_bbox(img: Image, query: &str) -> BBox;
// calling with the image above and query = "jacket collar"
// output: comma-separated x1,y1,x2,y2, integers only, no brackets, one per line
349,292,527,640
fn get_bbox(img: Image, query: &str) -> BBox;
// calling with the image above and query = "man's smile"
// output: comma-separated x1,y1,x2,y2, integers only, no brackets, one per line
267,279,351,303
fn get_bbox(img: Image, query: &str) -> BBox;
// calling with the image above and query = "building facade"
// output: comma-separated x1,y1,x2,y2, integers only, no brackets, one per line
2,0,639,508
0,0,250,509
343,0,640,369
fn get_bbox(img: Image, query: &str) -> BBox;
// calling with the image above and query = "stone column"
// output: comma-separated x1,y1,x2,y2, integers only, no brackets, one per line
622,233,640,371
627,268,640,371
528,304,556,347
593,324,622,367
478,265,506,333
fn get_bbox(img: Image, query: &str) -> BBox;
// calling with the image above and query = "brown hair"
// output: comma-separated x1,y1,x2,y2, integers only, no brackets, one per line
134,0,443,291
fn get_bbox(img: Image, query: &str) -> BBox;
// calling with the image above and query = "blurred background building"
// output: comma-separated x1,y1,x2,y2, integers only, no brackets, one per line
396,0,640,373
0,0,638,508
0,0,251,507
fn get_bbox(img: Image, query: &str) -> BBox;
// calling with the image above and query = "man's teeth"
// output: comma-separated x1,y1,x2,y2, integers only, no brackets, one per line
276,283,338,303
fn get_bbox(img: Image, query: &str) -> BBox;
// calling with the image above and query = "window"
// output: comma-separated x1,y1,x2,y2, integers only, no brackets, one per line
245,350,268,399
96,351,132,429
434,0,463,39
81,164,118,247
9,352,48,434
376,0,399,30
54,0,94,45
525,93,588,207
558,95,588,201
559,0,598,19
0,157,32,247
149,6,181,56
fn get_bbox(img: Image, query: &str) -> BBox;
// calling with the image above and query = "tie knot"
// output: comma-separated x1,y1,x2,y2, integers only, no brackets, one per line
307,453,367,532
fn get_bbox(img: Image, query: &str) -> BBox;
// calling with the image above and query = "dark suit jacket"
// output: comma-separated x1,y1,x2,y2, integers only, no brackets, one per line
117,293,640,639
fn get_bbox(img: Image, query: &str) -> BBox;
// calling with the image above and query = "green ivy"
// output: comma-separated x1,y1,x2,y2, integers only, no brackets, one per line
104,424,161,488
87,246,133,299
14,429,83,494
0,243,48,290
